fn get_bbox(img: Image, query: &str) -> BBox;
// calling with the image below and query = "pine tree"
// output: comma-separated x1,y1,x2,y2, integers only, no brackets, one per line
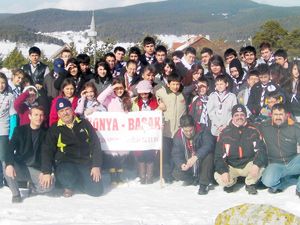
3,47,27,69
69,42,78,57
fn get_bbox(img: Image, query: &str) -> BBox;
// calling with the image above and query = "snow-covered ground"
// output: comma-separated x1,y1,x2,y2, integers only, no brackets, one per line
0,171,299,225
0,31,197,61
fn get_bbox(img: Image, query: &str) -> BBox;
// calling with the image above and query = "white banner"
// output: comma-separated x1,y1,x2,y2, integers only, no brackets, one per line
86,111,163,151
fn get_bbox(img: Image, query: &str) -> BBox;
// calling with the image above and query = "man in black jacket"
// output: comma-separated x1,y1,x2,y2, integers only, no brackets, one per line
5,106,54,203
214,104,267,194
40,98,103,197
171,115,215,195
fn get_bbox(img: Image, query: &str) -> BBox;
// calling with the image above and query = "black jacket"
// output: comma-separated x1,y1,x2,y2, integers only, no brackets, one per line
214,121,267,174
6,125,47,169
172,125,215,168
41,117,103,174
22,62,48,85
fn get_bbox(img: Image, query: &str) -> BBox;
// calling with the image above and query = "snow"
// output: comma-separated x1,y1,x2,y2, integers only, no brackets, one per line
0,32,198,62
0,171,299,225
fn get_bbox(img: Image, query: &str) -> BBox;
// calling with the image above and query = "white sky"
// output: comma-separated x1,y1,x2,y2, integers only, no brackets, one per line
0,0,300,14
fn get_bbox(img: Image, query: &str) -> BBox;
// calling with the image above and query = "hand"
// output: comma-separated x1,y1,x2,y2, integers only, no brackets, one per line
35,84,43,90
181,164,189,171
81,90,87,97
221,172,230,185
5,165,16,179
90,167,101,182
158,102,166,111
186,155,198,168
249,164,260,179
217,125,225,132
40,174,53,189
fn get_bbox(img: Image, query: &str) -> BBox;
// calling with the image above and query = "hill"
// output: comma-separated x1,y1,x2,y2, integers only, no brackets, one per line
0,0,299,43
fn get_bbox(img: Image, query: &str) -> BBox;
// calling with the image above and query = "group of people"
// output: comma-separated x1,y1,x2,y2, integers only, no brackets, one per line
0,36,299,203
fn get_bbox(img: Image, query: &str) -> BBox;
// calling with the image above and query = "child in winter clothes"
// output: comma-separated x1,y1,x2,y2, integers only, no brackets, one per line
132,80,159,184
14,85,39,126
75,81,106,118
155,73,186,183
207,75,237,137
49,78,78,126
97,77,132,185
188,77,210,128
0,72,17,187
8,69,25,98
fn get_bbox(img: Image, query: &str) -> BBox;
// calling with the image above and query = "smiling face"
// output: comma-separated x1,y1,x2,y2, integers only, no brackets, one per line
292,64,300,80
113,83,125,97
272,108,287,126
62,84,75,98
97,65,107,78
232,112,246,127
29,108,44,128
0,78,6,93
57,107,74,124
244,52,255,65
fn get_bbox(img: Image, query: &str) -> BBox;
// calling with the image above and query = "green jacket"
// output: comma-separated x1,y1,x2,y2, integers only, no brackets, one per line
155,86,186,138
259,119,300,164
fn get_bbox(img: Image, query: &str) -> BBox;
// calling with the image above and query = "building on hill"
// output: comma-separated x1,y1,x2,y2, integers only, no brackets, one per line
49,43,71,60
171,35,231,57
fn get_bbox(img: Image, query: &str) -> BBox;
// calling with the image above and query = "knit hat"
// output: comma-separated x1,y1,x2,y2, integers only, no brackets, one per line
56,97,72,111
53,58,65,74
232,104,247,116
23,85,38,94
136,80,153,94
229,58,244,78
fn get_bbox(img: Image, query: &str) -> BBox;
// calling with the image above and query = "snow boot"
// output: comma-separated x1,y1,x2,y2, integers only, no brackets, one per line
138,162,146,184
146,163,154,184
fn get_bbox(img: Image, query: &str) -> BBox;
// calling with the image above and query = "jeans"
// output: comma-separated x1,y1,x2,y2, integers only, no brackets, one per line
4,162,54,197
56,162,103,197
0,136,9,186
262,154,300,191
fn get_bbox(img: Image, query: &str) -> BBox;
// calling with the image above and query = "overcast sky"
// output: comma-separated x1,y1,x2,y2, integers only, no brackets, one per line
0,0,300,13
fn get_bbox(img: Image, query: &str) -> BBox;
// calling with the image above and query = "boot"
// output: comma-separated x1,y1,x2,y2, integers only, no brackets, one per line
138,162,146,184
146,163,154,184
109,168,118,186
116,169,124,184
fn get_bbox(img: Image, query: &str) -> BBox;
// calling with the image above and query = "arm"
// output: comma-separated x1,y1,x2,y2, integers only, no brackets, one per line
97,85,114,108
171,133,186,168
195,128,215,159
214,135,229,174
14,91,30,114
75,96,86,115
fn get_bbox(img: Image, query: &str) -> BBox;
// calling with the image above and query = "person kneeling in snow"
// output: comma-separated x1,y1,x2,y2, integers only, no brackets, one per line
214,104,267,195
171,114,215,195
40,98,103,197
5,106,54,203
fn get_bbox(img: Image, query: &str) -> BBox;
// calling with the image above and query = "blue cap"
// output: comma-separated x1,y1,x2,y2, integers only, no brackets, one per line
53,58,65,74
56,98,72,111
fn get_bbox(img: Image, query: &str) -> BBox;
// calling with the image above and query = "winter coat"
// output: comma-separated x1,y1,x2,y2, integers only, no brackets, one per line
90,76,113,95
49,95,78,126
75,96,106,118
6,124,47,169
43,71,60,100
247,81,279,116
41,117,102,174
188,94,209,127
0,92,16,136
14,90,50,126
214,121,267,174
172,124,215,168
204,72,234,94
259,119,300,164
97,85,124,112
155,86,186,138
207,91,237,136
22,62,48,85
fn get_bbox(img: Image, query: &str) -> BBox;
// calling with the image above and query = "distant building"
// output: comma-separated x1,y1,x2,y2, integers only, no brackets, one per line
171,35,230,56
49,43,71,60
